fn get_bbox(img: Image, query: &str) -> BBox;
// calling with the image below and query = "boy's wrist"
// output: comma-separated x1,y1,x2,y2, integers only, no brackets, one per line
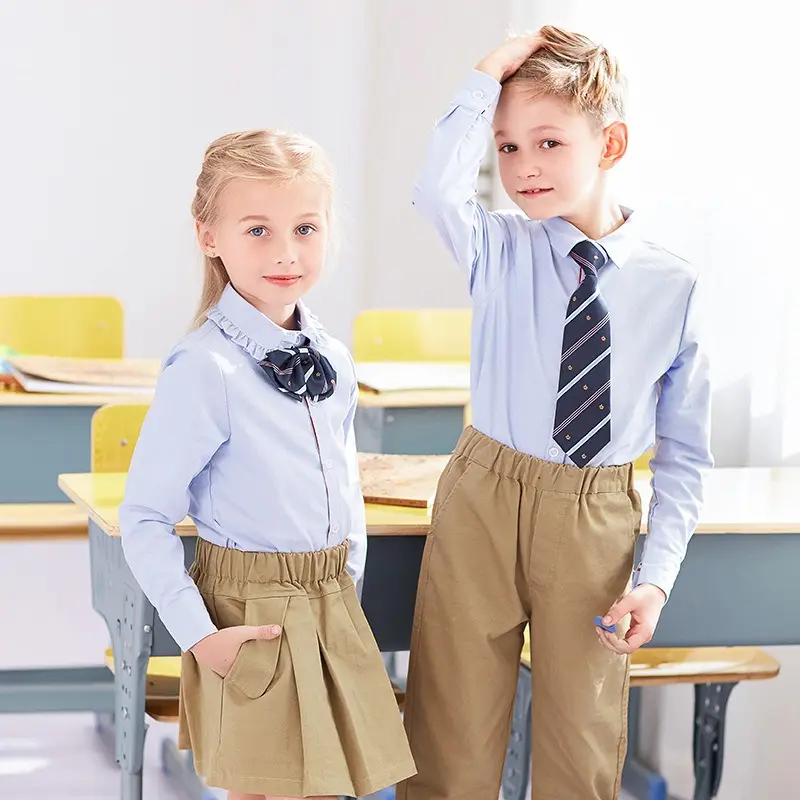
475,58,504,83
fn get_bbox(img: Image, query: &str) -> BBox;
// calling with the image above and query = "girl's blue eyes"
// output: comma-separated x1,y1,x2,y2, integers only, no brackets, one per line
247,225,316,237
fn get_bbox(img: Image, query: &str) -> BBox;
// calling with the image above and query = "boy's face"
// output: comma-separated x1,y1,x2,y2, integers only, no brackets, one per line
493,85,625,221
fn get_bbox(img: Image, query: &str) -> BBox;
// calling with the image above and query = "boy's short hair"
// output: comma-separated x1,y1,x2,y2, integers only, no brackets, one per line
505,25,627,127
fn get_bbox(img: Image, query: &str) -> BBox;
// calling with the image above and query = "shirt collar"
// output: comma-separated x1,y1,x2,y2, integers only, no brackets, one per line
213,283,327,353
541,206,637,270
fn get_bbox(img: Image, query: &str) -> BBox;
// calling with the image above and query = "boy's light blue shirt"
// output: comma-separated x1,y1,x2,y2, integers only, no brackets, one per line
413,69,713,599
119,284,367,652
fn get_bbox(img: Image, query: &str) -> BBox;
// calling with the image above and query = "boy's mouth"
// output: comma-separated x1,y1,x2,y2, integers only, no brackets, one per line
519,188,553,197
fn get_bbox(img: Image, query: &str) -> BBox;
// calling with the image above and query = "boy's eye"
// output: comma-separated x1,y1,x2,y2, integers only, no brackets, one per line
248,226,267,237
296,224,316,236
499,143,517,154
541,140,561,149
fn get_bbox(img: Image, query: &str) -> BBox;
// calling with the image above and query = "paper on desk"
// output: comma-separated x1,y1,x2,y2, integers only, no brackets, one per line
7,356,159,395
356,361,470,393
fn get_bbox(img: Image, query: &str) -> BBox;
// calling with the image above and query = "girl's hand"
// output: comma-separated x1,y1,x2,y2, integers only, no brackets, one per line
190,624,282,677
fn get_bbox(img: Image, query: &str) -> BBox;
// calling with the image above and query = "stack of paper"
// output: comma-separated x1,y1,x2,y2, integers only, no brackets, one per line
7,356,159,395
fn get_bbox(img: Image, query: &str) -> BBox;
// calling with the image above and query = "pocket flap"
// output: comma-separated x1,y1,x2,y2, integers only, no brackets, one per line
225,595,290,699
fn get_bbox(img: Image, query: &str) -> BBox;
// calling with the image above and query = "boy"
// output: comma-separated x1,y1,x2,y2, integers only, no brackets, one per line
397,26,713,800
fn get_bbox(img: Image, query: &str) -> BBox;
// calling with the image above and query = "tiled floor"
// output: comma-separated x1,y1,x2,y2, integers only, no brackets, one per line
0,713,221,800
0,711,641,800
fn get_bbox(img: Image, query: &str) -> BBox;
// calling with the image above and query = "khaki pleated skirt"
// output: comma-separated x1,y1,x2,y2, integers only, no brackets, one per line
178,538,416,797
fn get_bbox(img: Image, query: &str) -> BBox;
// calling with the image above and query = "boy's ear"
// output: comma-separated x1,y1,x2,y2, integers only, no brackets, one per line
600,121,628,170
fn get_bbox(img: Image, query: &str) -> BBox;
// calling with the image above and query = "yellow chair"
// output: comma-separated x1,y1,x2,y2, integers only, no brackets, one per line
91,402,150,472
0,295,124,358
352,309,471,363
634,449,653,472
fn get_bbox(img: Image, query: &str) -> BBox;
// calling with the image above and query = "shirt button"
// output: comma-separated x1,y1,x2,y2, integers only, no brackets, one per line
548,446,559,457
472,89,485,100
331,523,340,534
324,459,333,470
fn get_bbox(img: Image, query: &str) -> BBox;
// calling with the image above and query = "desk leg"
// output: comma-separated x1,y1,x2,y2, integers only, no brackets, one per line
622,687,668,800
692,683,736,800
89,522,154,800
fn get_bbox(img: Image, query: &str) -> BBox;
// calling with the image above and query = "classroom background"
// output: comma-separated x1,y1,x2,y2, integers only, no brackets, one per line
1,1,797,799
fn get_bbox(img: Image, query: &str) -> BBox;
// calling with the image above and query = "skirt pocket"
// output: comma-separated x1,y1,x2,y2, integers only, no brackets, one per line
224,595,290,700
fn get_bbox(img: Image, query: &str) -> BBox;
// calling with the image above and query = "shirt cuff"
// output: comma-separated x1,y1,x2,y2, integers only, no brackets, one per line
159,588,218,653
636,564,678,601
453,69,502,115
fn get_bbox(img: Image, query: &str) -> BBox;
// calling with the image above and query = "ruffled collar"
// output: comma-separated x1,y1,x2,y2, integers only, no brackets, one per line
206,283,327,362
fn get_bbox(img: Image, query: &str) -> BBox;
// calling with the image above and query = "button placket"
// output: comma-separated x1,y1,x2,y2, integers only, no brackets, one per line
304,398,333,543
305,399,346,546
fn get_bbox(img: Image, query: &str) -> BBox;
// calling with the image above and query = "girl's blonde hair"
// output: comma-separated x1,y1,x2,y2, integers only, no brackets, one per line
191,129,335,327
505,25,627,127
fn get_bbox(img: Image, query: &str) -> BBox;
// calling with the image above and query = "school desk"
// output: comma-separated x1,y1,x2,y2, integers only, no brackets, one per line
54,467,800,800
54,471,427,800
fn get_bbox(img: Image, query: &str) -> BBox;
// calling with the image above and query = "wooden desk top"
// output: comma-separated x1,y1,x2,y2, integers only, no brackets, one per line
58,466,800,539
0,503,88,539
57,473,432,537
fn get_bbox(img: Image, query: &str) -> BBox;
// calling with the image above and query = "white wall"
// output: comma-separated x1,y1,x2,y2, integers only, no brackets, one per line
361,0,511,310
0,0,513,352
0,0,368,356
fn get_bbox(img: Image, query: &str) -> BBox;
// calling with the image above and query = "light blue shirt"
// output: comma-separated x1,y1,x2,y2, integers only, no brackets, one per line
413,69,714,598
119,284,366,651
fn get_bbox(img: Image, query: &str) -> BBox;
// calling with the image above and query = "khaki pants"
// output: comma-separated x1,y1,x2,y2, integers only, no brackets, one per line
398,427,641,800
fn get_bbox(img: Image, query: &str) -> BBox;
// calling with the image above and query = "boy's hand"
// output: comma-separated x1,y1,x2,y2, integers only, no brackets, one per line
475,34,543,83
190,624,282,678
596,584,667,655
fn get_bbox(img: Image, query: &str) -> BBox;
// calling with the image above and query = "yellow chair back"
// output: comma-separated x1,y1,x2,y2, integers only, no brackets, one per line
0,295,123,358
91,402,150,472
352,309,471,363
634,449,653,472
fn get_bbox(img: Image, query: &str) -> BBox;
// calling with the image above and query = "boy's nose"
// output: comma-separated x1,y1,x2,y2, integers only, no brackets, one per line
519,165,542,180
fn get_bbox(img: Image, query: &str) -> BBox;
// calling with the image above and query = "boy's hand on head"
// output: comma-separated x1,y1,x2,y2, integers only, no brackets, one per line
596,584,667,656
475,34,543,83
190,624,282,678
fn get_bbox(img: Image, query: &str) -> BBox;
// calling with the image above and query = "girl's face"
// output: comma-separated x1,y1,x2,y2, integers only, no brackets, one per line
198,177,329,326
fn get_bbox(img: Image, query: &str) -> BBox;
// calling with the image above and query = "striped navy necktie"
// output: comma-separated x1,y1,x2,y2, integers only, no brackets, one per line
553,240,611,466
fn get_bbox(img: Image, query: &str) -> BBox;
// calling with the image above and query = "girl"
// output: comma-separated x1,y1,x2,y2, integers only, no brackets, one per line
119,130,416,800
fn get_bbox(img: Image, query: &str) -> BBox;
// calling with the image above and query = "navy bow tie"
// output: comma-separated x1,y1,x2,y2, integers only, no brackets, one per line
258,343,336,403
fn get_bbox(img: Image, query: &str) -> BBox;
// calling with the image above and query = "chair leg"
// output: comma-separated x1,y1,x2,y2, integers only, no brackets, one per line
692,682,736,800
